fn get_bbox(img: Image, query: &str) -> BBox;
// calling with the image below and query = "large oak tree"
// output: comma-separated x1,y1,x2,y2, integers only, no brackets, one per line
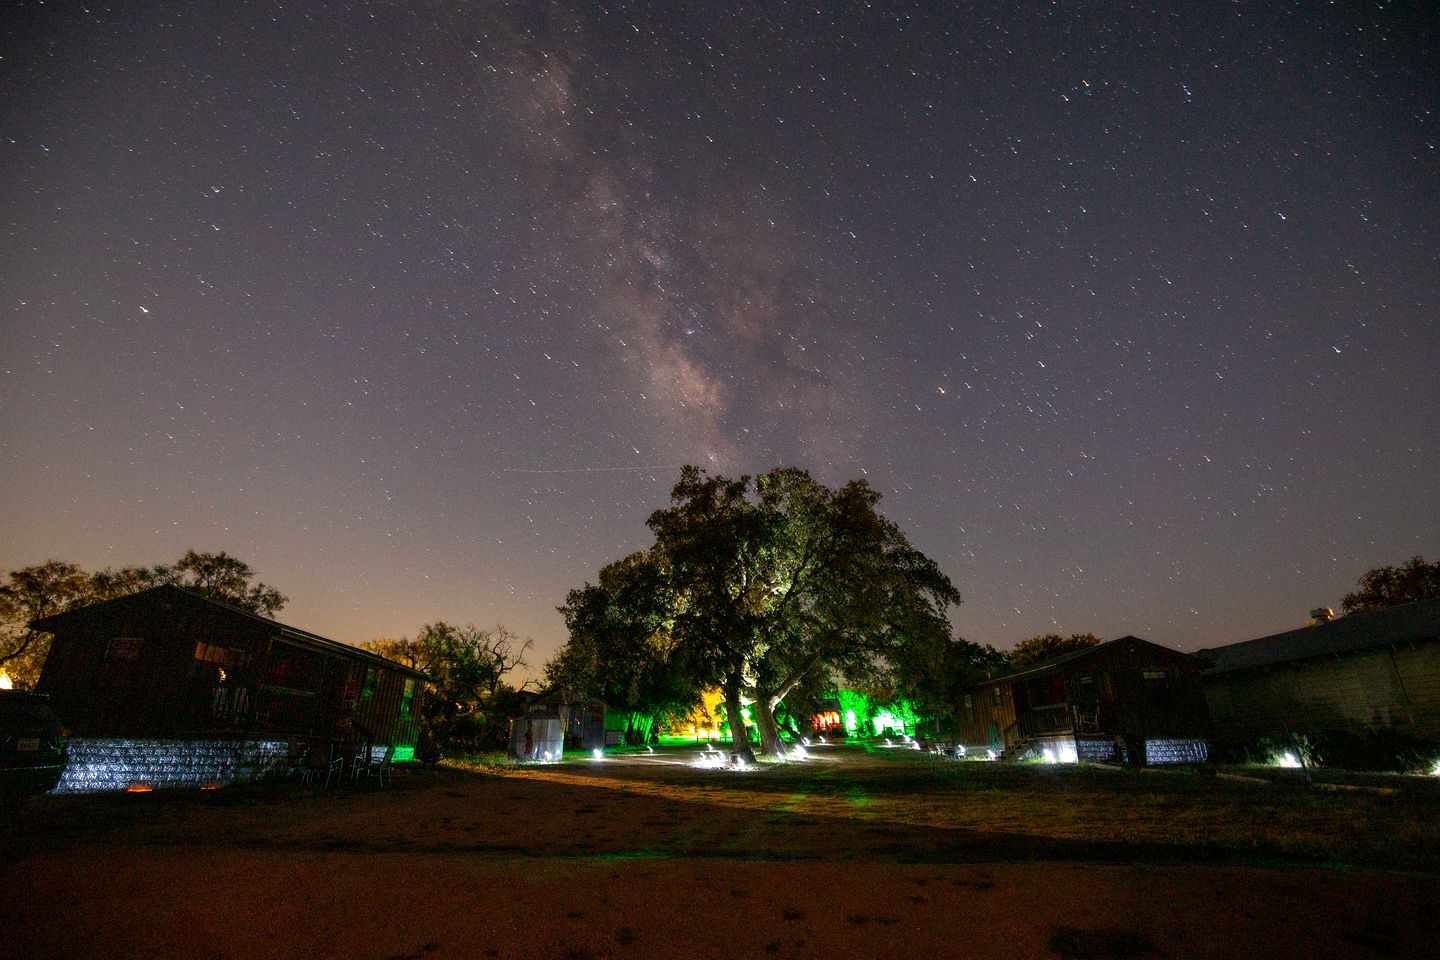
552,465,962,762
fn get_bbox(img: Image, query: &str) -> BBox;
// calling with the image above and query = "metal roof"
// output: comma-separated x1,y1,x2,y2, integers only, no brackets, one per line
1196,597,1440,676
974,635,1193,688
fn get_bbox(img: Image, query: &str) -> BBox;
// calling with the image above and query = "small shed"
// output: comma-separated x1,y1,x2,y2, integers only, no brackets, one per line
952,636,1210,765
508,714,564,760
521,690,608,750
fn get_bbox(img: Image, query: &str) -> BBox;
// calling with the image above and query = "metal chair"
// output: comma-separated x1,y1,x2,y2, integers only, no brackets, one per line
284,738,308,780
349,741,372,784
371,744,395,786
301,744,343,788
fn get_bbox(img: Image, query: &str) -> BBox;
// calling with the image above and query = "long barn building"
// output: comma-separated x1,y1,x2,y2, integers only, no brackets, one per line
1197,597,1440,751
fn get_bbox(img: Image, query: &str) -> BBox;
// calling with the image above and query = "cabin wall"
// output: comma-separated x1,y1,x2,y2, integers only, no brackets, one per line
250,638,349,739
36,602,270,737
951,682,1016,750
349,662,421,749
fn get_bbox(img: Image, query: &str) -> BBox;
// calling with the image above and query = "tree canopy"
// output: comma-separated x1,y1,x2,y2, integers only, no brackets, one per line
0,551,287,689
549,465,962,761
550,550,699,743
1341,556,1440,614
889,633,1007,721
1006,632,1102,669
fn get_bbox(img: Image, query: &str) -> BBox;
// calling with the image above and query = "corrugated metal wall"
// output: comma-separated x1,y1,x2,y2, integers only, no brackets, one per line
1203,641,1440,743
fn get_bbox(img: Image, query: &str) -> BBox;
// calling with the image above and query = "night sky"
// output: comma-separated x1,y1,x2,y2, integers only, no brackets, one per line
3,2,1436,675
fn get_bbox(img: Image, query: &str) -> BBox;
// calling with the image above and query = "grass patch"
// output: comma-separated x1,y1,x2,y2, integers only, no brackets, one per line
13,744,1440,873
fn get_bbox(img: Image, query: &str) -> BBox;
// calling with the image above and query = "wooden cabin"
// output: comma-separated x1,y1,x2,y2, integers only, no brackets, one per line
32,585,426,755
952,636,1210,765
1197,598,1440,752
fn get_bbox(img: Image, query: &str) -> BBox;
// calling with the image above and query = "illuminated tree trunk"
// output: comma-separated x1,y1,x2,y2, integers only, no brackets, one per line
723,675,755,765
753,655,820,757
754,696,783,756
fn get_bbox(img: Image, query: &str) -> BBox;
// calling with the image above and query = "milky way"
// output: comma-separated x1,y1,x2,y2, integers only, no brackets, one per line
2,2,1436,673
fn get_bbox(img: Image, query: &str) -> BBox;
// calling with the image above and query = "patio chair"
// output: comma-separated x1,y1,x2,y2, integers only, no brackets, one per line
349,741,373,784
354,743,395,786
284,738,309,780
301,744,343,788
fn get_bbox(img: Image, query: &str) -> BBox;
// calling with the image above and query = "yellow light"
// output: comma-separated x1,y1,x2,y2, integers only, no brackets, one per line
125,783,155,793
0,671,12,690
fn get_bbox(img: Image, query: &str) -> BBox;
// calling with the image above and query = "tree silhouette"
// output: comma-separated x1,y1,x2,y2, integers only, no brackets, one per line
1341,556,1440,614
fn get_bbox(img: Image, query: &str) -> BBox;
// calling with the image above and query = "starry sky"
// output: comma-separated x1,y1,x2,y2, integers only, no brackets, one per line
3,1,1437,676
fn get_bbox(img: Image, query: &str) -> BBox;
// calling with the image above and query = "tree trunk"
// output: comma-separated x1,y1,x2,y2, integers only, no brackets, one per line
754,695,784,757
723,677,756,765
752,655,821,758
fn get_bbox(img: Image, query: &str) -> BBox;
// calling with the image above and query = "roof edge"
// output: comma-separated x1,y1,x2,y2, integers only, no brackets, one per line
30,584,432,681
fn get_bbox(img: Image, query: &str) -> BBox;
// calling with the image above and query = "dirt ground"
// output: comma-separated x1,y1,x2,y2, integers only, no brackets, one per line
4,744,1437,959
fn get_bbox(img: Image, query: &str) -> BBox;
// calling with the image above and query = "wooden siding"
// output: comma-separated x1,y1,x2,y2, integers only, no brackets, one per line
36,594,271,738
34,587,423,748
952,682,1016,749
1203,639,1440,744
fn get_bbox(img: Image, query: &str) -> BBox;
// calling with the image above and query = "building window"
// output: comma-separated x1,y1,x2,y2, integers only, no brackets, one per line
194,642,228,664
1143,669,1167,682
361,667,383,699
400,678,416,719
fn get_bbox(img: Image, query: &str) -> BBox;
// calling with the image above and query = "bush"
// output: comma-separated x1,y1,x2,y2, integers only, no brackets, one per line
1218,729,1437,773
1308,728,1436,773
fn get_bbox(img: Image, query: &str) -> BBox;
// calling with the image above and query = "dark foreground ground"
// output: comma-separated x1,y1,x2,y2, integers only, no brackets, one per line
4,743,1439,959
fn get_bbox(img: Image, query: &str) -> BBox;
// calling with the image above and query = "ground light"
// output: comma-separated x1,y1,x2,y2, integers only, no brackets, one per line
1040,743,1079,764
692,751,725,769
592,749,604,760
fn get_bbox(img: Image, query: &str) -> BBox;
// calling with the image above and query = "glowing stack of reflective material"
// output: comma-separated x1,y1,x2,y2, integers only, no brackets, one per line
54,738,289,793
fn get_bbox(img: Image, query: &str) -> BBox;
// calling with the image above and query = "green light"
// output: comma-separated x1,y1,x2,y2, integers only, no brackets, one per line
392,745,415,763
828,688,920,738
873,710,903,735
